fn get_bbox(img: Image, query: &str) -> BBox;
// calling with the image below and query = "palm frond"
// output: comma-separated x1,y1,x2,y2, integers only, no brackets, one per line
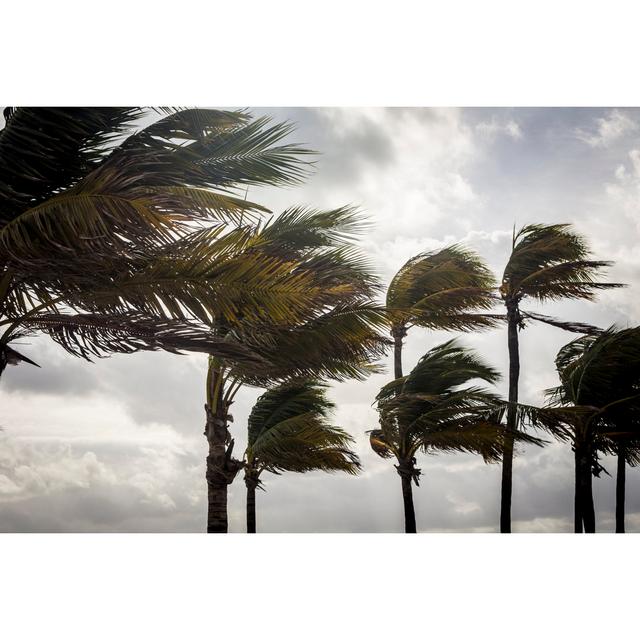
502,223,623,300
111,109,315,190
372,339,524,461
247,381,361,476
0,107,145,223
369,429,397,459
377,338,500,404
387,244,497,333
232,304,390,384
256,206,371,250
521,311,603,335
0,344,40,368
18,312,267,364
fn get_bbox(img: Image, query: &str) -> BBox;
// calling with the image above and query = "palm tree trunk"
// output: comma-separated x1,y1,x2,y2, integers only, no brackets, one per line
392,326,406,379
574,447,583,533
246,484,256,534
400,474,417,533
207,472,229,533
574,443,595,533
616,445,626,533
204,400,243,534
500,303,520,533
397,458,417,533
205,404,230,533
582,464,595,533
245,471,259,534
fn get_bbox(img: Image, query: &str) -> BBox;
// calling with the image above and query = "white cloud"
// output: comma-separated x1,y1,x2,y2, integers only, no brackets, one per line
250,107,482,284
476,117,523,141
575,109,638,147
603,148,640,235
0,438,116,501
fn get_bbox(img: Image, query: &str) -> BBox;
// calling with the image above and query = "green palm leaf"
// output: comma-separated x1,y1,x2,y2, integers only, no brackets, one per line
18,312,268,365
0,107,145,223
386,244,499,352
0,108,318,368
247,380,361,476
501,224,623,301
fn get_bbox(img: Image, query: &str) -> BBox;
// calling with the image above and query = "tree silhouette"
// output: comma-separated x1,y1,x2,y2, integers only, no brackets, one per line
370,339,539,532
498,223,622,532
243,380,360,533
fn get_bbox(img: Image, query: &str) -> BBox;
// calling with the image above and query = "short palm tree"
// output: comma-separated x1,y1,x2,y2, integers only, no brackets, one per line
369,339,539,533
200,207,389,532
243,380,361,533
498,223,623,532
386,245,497,379
0,107,312,377
541,328,640,532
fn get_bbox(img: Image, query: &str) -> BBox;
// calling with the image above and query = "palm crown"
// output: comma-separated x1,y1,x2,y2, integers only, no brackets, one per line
208,207,389,387
246,380,361,479
385,244,498,381
500,223,623,329
370,338,514,466
546,327,640,456
243,379,361,533
0,107,314,372
387,244,498,335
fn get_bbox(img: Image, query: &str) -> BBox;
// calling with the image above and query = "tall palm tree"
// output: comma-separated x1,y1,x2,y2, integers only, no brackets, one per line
200,207,389,532
498,223,623,532
0,107,312,377
386,245,497,379
243,380,361,533
369,339,539,533
613,439,640,533
541,328,640,532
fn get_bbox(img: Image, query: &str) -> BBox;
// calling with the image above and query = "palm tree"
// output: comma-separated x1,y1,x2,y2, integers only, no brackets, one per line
0,107,312,377
369,339,539,533
613,440,640,533
200,207,389,532
243,380,361,533
386,245,497,379
541,328,640,532
498,223,623,533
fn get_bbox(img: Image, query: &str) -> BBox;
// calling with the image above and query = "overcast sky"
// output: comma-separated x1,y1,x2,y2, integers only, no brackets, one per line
1,107,640,533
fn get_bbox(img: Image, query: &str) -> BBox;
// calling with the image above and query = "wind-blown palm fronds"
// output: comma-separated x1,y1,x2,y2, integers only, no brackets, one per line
0,107,314,375
243,380,360,533
200,205,388,533
0,107,145,223
498,223,623,533
369,338,541,533
386,244,498,379
543,327,640,532
225,304,390,384
18,313,268,364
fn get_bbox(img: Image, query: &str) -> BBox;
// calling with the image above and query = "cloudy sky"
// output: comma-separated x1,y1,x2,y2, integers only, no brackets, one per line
2,107,640,533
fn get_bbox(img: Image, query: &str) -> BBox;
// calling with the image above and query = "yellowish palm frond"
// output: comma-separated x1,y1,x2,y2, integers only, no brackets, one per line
387,244,497,333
